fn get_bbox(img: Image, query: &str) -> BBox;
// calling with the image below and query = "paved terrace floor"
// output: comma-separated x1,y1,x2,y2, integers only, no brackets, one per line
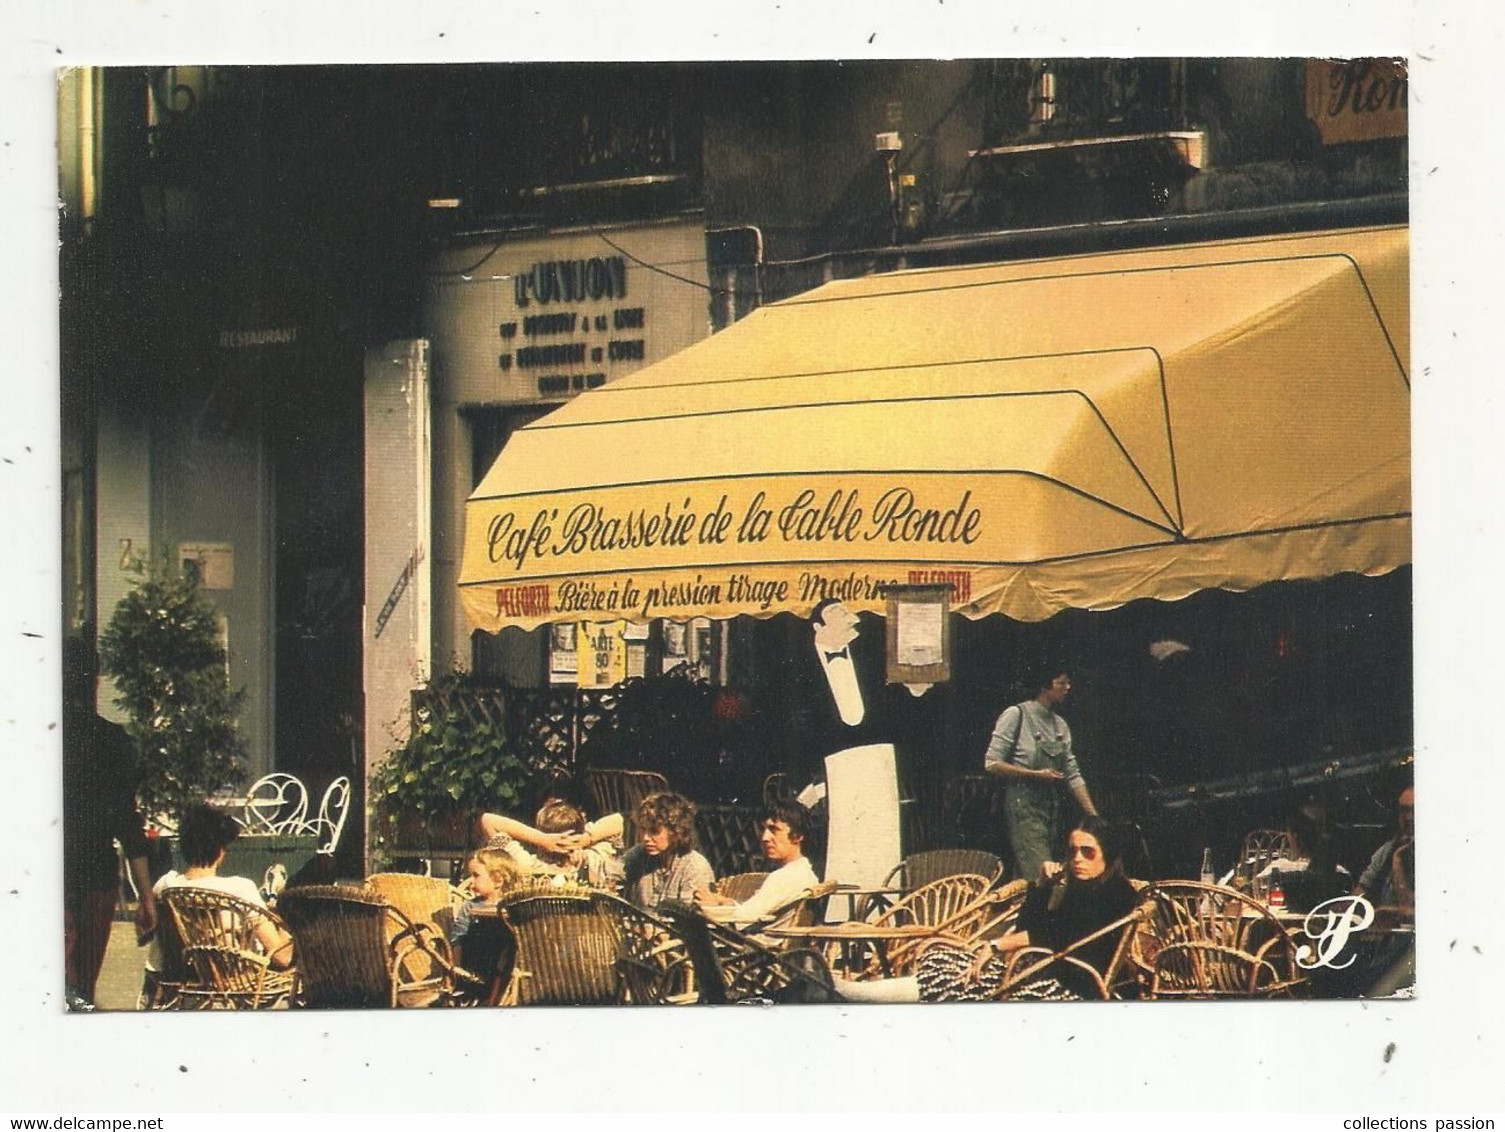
94,920,149,1011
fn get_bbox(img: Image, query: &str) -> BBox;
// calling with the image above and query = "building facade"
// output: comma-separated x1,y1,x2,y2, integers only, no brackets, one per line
62,59,1408,864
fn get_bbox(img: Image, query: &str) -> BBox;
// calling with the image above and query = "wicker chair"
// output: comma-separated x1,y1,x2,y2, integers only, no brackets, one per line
884,849,1005,893
603,895,696,1006
366,872,462,948
494,886,693,1006
1236,829,1298,884
925,878,1031,947
277,885,479,1008
1140,880,1308,999
583,768,670,847
363,872,486,994
839,873,993,979
752,880,840,940
158,886,298,1010
179,944,296,1010
712,872,770,905
491,885,607,1005
144,903,190,1009
987,902,1153,1001
658,902,838,1005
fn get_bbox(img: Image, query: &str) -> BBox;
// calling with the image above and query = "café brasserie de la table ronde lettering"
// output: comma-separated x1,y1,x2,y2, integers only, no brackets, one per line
484,486,983,571
475,484,983,622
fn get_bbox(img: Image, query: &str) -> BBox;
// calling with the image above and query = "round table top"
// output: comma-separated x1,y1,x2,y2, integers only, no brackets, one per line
762,921,937,940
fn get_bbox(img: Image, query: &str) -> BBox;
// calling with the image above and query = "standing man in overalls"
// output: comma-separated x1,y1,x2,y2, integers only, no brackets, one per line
983,663,1098,882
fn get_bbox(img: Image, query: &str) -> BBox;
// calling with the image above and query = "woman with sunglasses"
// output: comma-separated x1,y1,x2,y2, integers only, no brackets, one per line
834,816,1139,1003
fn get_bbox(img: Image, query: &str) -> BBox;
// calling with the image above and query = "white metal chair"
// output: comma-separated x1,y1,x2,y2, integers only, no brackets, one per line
307,776,353,855
239,773,311,835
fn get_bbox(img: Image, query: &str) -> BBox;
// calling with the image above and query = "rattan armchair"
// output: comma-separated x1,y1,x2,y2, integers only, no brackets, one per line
838,873,993,978
365,872,461,946
1140,880,1308,999
158,886,298,1010
602,894,696,1006
584,768,670,847
277,885,481,1008
144,903,190,1010
179,944,296,1010
363,872,489,997
493,885,636,1005
884,849,1006,893
1234,829,1298,886
712,871,770,904
751,880,839,940
658,902,838,1005
926,878,1031,947
988,902,1152,1001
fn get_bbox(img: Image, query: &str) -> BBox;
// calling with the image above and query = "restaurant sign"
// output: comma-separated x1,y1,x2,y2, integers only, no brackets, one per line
1305,58,1408,146
424,221,708,407
460,471,1158,629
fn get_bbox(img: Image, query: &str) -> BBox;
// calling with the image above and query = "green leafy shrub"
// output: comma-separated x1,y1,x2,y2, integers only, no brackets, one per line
370,671,531,854
98,568,246,826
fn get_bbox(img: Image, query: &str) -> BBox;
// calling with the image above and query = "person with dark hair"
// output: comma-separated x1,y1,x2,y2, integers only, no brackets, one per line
147,803,293,977
983,663,1098,882
694,800,819,927
618,792,715,912
62,636,157,1010
835,816,1140,1003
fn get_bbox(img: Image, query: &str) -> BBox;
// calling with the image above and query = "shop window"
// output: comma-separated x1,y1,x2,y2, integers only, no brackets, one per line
546,616,727,687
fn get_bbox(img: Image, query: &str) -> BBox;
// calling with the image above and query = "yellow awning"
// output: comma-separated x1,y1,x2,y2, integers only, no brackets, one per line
461,225,1409,632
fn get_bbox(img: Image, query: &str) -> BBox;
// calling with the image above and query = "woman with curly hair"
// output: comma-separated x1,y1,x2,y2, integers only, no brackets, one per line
618,791,715,912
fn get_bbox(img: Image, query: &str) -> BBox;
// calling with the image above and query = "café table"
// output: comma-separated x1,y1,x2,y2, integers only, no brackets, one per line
828,883,903,921
763,921,936,979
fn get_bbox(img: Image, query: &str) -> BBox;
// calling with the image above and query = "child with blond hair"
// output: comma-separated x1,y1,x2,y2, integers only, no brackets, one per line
450,848,522,988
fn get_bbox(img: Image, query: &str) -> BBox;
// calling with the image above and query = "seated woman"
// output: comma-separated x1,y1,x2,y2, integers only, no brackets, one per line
146,803,294,992
478,799,624,888
835,816,1140,1003
618,792,715,913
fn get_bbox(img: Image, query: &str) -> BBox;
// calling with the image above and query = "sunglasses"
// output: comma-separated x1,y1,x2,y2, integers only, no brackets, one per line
1067,844,1100,860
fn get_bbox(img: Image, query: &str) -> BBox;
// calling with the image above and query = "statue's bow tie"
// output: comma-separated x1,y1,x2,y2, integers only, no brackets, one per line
823,647,849,662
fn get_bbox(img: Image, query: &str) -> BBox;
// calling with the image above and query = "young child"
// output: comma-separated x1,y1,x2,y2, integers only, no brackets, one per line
450,848,522,989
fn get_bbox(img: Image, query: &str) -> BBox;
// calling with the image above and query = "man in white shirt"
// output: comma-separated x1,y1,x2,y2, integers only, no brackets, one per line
694,801,819,927
146,804,294,988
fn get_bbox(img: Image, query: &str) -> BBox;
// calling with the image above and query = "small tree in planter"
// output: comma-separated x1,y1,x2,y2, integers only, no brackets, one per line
98,566,247,829
370,671,532,863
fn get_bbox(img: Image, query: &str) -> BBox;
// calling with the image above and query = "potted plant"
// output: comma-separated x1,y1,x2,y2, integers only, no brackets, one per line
371,670,532,862
98,564,247,833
